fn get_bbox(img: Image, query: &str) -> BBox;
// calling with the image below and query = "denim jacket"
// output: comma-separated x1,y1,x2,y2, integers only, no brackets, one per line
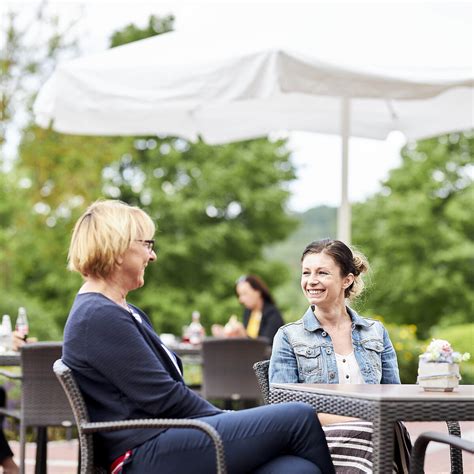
269,306,400,384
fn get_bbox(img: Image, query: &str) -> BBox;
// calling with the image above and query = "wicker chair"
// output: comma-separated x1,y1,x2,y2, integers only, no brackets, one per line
253,360,271,405
252,359,466,474
0,342,75,474
409,431,474,474
53,359,227,474
201,338,268,409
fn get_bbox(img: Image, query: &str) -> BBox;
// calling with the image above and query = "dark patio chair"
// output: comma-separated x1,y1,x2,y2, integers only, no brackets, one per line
53,359,227,474
0,342,75,474
409,431,474,474
252,359,466,474
201,338,269,409
253,359,270,404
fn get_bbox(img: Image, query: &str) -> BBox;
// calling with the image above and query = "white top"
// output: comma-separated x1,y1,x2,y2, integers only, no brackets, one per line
335,351,365,384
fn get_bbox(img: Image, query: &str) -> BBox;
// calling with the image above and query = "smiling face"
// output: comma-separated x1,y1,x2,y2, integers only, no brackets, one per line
301,251,354,308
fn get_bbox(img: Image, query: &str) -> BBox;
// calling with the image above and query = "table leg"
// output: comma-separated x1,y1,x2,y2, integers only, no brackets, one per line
35,427,47,474
372,414,395,474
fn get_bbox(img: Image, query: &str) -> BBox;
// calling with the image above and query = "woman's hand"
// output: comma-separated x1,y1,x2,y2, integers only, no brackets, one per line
211,317,248,338
211,324,226,337
224,316,247,337
12,330,26,351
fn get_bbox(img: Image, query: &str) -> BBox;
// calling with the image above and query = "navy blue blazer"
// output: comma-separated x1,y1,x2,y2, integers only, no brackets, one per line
63,293,221,465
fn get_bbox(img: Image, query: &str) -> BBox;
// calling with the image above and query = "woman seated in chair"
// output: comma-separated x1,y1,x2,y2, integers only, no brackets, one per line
269,238,411,474
212,274,284,346
62,200,335,474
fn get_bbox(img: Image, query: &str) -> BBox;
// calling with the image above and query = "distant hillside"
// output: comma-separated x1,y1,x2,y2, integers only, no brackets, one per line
265,205,337,320
266,205,337,270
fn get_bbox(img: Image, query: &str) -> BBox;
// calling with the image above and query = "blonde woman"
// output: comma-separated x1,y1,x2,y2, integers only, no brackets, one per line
63,200,334,474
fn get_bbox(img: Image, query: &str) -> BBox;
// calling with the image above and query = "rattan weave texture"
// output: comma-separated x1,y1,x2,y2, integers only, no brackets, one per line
253,360,270,405
270,389,377,420
0,342,74,474
202,338,268,404
53,359,227,474
270,385,473,474
252,360,471,474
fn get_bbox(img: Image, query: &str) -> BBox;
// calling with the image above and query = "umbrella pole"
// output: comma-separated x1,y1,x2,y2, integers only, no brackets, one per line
337,97,351,244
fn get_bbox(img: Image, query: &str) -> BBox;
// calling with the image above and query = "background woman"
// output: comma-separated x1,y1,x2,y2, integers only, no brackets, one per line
236,274,284,345
269,238,411,473
63,200,334,474
212,274,284,346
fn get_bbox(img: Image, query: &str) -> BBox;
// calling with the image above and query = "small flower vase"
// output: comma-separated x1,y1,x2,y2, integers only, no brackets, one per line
417,360,460,392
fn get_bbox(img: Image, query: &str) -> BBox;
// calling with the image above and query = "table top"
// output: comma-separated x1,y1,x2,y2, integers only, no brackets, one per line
0,352,21,366
0,345,203,365
271,383,474,402
169,343,202,357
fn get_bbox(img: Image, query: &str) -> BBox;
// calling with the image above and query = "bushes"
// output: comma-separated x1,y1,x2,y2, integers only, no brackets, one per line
385,323,424,384
385,322,473,384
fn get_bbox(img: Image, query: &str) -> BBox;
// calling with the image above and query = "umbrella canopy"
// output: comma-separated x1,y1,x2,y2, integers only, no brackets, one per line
34,30,473,142
33,28,474,241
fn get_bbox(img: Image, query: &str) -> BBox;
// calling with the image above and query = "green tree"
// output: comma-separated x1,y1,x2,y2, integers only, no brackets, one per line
0,5,78,339
99,136,296,333
352,132,473,337
109,14,174,47
3,13,298,338
0,5,77,147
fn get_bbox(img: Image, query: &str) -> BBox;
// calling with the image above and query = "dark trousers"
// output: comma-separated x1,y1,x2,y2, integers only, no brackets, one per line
124,402,335,474
0,387,13,463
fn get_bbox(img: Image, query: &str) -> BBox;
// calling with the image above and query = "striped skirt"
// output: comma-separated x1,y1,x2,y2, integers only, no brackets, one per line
322,420,412,473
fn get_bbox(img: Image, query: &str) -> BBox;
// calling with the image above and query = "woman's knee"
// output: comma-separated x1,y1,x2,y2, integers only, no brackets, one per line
279,401,316,422
263,402,320,435
254,455,321,474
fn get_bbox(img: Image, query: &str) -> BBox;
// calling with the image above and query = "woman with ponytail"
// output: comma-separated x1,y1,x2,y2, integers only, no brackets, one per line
270,238,411,473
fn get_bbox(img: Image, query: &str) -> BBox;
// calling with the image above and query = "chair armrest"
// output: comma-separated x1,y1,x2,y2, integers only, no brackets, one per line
81,418,226,474
0,369,22,380
409,431,474,474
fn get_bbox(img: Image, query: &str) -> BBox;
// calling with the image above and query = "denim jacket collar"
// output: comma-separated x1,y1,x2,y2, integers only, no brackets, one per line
302,305,372,332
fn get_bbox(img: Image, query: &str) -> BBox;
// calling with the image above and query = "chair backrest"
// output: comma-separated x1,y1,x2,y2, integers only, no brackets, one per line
20,342,74,427
253,360,270,404
201,338,269,402
53,359,101,473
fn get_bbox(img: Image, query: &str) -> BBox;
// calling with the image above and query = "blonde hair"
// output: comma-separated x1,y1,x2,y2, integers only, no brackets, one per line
68,200,155,279
301,238,370,301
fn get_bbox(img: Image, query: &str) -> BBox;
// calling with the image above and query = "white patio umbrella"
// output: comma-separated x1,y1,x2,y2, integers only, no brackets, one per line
33,27,474,242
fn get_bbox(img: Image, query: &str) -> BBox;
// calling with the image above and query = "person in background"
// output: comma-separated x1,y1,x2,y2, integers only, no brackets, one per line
0,332,27,474
212,275,285,346
237,275,285,344
269,238,411,473
63,200,334,473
